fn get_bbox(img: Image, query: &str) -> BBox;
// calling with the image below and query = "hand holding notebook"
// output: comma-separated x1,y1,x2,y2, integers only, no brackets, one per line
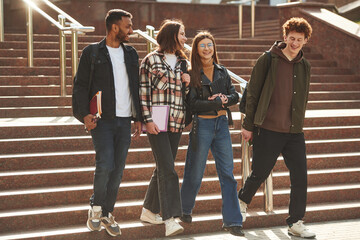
142,105,170,133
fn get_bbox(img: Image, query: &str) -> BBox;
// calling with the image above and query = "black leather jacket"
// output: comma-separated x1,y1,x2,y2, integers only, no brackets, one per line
187,63,239,123
73,38,142,122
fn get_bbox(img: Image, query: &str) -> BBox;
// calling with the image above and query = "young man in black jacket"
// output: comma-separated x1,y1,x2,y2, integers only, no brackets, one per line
238,17,316,239
72,9,142,237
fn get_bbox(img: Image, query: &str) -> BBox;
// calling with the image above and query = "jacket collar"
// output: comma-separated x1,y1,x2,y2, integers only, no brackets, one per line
99,37,130,52
200,62,223,85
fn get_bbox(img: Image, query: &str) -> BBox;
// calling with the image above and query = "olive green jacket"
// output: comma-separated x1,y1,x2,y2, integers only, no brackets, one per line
243,51,311,133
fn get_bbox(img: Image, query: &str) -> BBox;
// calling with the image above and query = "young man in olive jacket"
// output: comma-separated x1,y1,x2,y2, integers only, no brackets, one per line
72,9,142,237
238,17,316,239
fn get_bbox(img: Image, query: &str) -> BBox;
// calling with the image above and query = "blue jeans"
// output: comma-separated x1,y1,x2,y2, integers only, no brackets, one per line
181,115,242,227
90,117,131,216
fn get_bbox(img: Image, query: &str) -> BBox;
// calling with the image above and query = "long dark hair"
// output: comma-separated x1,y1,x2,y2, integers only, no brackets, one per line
156,19,187,59
190,31,219,88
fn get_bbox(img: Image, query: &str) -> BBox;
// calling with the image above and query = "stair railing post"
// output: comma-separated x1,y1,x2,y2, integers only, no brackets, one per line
264,171,274,212
238,4,243,39
251,0,255,38
71,23,78,81
0,0,4,42
241,113,251,186
58,15,67,96
26,4,33,67
146,25,155,54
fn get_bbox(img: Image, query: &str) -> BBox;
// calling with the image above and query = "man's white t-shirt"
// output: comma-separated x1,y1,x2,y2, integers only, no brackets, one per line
106,45,132,117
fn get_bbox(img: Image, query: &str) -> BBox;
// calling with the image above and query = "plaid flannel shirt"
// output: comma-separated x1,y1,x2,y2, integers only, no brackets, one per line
140,51,188,132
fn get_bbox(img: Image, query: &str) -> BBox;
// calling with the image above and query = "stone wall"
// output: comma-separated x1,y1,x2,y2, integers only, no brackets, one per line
4,0,277,36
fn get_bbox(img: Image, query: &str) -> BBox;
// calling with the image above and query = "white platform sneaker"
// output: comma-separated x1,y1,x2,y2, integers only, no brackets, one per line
288,220,316,239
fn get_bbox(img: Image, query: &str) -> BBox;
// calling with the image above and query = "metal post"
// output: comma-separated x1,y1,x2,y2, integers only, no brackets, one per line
26,5,33,67
71,23,78,81
238,5,243,39
58,15,66,96
0,0,4,42
251,0,255,38
264,171,274,212
146,25,155,53
241,114,251,186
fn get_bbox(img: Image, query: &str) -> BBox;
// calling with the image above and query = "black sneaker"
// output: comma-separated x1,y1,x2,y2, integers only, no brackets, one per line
223,226,245,236
179,214,192,223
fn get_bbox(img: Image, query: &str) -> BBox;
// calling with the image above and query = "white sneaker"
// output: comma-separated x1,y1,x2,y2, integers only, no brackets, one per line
165,217,184,237
239,199,247,222
140,207,164,224
288,220,316,239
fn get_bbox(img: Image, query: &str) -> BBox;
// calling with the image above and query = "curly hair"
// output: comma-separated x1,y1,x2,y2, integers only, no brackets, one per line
282,17,312,40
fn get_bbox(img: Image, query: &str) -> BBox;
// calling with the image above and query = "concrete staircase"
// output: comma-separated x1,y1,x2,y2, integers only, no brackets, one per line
210,19,280,39
0,33,360,240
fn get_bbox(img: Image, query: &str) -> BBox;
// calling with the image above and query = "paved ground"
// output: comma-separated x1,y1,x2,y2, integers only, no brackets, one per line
156,219,360,240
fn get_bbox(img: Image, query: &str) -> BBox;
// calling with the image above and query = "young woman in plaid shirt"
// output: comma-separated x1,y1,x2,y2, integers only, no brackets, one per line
139,19,190,237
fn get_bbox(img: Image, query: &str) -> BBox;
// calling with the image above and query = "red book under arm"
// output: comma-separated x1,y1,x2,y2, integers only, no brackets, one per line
89,91,102,119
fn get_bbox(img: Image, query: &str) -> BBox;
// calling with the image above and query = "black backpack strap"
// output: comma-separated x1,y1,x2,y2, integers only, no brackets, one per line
88,44,99,94
239,50,272,114
264,50,272,77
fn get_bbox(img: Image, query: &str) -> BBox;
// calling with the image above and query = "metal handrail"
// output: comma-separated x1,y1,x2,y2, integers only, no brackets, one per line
22,0,95,96
228,0,257,39
0,0,4,42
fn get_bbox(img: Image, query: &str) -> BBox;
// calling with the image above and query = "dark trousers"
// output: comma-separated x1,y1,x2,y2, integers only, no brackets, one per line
143,132,182,221
238,128,308,225
90,117,131,217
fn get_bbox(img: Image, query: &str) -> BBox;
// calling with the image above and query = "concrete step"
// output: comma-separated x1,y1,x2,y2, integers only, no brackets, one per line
0,106,73,118
0,201,359,240
0,74,357,87
1,114,359,138
0,142,359,189
0,196,360,239
0,48,148,58
0,49,325,61
3,33,141,43
0,85,72,96
0,57,337,69
1,155,359,210
0,66,74,76
1,81,357,98
228,66,354,76
307,100,360,109
310,75,360,83
1,124,360,152
0,41,149,51
0,76,74,85
0,130,237,154
0,202,358,240
0,96,71,107
1,91,359,108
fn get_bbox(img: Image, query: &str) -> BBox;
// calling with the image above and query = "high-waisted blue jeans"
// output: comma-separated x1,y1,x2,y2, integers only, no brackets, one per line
90,117,131,216
181,115,242,227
